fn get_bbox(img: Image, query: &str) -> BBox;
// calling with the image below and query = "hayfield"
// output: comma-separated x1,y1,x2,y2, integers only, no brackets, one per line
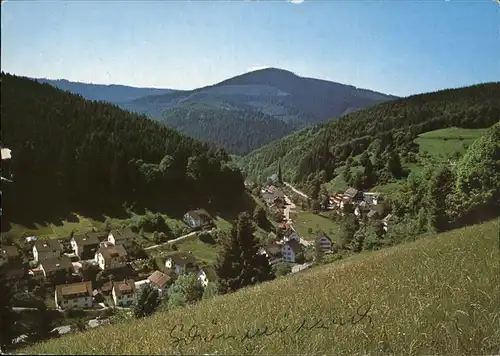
19,219,500,355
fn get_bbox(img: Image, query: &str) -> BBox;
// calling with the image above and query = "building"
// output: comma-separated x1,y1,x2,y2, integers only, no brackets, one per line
39,256,73,280
95,245,128,270
316,232,333,252
71,233,100,260
183,209,213,229
382,214,394,232
165,253,198,275
283,228,300,243
259,243,283,265
147,270,171,295
0,245,21,266
108,228,135,248
282,240,303,263
33,240,62,263
343,187,363,202
55,281,93,310
112,280,137,307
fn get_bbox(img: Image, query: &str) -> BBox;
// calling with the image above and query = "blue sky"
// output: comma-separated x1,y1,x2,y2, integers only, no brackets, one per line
1,0,499,97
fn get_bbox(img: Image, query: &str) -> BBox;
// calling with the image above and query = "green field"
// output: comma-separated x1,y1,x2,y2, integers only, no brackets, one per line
19,218,499,355
292,211,342,242
415,127,488,162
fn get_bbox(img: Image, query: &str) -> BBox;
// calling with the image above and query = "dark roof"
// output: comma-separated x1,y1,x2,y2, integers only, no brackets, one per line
148,270,171,288
110,227,136,242
5,266,26,280
40,256,73,273
263,243,282,257
98,245,128,260
186,209,213,222
56,281,92,299
285,240,303,254
72,233,100,246
167,253,197,266
34,240,62,253
317,232,332,243
1,245,20,259
344,187,359,199
113,280,136,296
85,231,108,241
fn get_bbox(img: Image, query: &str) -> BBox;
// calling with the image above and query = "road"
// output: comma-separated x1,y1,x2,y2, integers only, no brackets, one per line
144,231,198,250
283,182,309,199
283,194,312,247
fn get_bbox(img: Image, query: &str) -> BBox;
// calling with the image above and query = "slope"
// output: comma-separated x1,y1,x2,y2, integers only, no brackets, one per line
0,73,245,225
115,68,398,154
35,78,178,104
240,82,500,184
18,218,500,355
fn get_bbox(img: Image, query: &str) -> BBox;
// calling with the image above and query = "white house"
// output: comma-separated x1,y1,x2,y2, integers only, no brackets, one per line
316,232,333,252
112,280,136,307
382,214,394,232
282,240,303,263
183,209,213,229
282,229,300,243
33,240,62,263
165,253,198,275
55,281,93,310
197,269,209,288
95,245,128,270
259,243,283,265
108,228,135,248
71,233,100,259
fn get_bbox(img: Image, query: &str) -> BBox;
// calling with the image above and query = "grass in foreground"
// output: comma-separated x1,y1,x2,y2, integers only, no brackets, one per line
19,219,499,355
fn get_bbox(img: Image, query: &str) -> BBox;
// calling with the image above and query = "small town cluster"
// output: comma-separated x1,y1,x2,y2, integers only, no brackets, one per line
0,209,216,314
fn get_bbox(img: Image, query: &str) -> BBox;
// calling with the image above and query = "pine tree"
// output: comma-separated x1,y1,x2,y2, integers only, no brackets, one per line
277,161,283,184
427,166,454,232
215,212,272,294
386,149,403,179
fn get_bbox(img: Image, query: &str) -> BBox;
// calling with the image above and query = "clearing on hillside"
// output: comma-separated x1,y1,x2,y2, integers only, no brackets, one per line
19,219,499,355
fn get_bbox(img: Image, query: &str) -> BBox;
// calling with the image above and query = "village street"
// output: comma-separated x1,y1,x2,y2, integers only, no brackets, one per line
283,194,312,247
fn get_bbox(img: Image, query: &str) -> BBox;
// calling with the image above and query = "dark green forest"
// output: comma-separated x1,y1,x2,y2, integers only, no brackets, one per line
0,73,245,224
241,82,500,183
160,105,298,155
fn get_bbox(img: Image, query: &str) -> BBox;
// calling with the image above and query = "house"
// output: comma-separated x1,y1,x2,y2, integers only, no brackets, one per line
0,245,21,265
39,257,73,280
71,233,100,260
183,209,213,229
282,240,303,263
259,243,283,265
33,240,62,263
316,232,333,252
108,228,135,248
28,267,45,281
261,189,285,208
4,266,26,281
197,269,209,288
55,281,93,310
95,245,128,270
147,270,171,295
363,193,382,206
165,253,198,275
382,214,394,232
112,280,137,307
343,187,363,202
283,228,300,243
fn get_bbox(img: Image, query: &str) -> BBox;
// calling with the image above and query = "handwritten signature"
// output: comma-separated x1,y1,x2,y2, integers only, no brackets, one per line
169,301,373,347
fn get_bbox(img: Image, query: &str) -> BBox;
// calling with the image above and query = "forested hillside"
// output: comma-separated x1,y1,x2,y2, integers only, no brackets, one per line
0,74,245,224
241,82,500,183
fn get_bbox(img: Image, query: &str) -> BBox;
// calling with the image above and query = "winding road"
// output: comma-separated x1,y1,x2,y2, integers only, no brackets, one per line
283,182,309,199
144,231,198,250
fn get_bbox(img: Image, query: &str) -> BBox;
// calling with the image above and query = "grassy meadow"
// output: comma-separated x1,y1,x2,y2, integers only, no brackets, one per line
18,218,500,355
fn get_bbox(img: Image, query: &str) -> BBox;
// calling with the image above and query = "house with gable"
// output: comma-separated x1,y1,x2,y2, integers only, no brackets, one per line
71,233,100,260
39,256,74,281
165,252,198,275
55,281,93,310
108,227,135,249
343,187,363,202
95,245,128,270
33,240,62,263
316,231,333,252
147,270,172,295
282,240,303,263
259,243,283,265
112,280,137,307
183,209,213,229
282,228,300,243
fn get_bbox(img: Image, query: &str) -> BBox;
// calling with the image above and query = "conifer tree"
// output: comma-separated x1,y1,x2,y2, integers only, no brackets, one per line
427,166,454,232
215,212,272,294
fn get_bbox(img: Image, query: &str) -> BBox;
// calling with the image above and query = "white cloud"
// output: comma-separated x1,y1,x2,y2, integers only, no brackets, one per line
289,0,305,4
